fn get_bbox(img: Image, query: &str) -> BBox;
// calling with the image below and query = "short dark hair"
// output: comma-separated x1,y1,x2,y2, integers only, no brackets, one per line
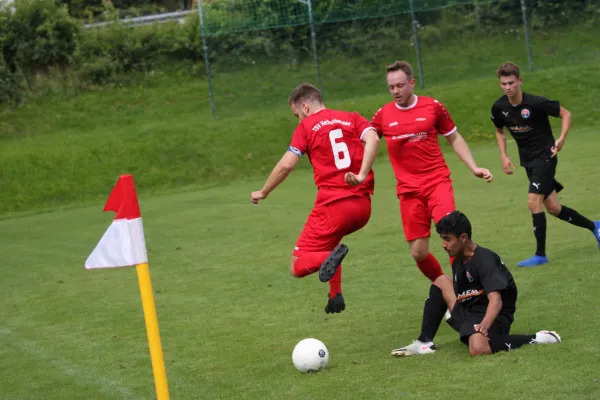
386,61,414,80
288,83,323,106
496,62,520,79
435,211,472,239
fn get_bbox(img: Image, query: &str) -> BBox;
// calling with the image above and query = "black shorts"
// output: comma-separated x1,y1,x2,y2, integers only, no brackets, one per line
525,156,564,199
447,303,513,345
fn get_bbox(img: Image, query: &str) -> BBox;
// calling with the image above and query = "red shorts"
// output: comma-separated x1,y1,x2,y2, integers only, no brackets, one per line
293,194,372,255
398,180,456,241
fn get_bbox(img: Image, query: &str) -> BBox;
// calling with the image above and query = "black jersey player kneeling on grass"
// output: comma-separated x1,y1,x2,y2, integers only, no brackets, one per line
391,211,561,357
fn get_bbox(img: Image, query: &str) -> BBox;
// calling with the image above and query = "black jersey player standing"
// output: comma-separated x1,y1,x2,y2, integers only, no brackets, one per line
491,62,600,267
390,211,561,357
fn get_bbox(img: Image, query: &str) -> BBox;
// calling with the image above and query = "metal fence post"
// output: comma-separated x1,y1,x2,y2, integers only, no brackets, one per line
307,0,323,94
409,0,425,89
520,0,534,71
197,0,217,119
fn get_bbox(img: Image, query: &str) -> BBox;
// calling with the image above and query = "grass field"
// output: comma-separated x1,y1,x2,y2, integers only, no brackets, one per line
1,127,600,399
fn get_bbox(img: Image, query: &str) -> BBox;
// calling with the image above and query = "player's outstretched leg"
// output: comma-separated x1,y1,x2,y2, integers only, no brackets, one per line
325,293,345,314
319,244,349,282
488,330,561,353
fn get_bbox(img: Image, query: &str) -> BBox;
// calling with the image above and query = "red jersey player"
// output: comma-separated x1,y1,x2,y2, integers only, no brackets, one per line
372,61,493,303
251,83,380,314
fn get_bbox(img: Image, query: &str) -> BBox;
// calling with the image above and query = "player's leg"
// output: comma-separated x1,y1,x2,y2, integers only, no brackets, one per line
486,317,560,353
461,314,560,355
400,194,447,283
427,180,458,298
320,195,372,314
519,162,550,267
291,205,348,313
544,189,600,247
291,206,334,278
391,282,457,357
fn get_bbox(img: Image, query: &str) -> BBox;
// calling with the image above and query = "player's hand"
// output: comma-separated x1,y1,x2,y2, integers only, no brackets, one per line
250,190,267,204
344,172,367,186
551,139,564,158
473,168,493,183
501,156,515,175
474,323,491,337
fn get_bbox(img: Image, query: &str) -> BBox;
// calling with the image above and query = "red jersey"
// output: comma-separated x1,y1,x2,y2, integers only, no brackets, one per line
289,108,375,206
371,96,456,195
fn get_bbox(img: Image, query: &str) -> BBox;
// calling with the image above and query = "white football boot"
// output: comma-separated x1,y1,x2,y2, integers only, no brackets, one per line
532,330,562,344
391,340,437,357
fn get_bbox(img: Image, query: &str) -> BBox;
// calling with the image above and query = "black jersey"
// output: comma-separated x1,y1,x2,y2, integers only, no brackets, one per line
491,92,561,166
452,245,517,317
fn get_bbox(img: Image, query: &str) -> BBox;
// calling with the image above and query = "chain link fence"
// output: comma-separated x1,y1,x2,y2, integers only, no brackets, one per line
192,0,599,118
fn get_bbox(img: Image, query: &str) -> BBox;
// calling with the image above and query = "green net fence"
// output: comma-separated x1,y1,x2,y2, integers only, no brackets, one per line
190,0,600,118
200,0,500,36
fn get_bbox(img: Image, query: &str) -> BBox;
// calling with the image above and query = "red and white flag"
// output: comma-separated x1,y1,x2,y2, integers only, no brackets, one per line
85,174,148,269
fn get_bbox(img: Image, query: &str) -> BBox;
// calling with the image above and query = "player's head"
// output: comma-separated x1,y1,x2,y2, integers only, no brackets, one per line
386,61,416,107
288,83,324,121
496,62,522,98
435,211,472,257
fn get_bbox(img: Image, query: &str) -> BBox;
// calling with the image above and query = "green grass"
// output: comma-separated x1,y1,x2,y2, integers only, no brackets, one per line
1,128,600,399
1,23,599,215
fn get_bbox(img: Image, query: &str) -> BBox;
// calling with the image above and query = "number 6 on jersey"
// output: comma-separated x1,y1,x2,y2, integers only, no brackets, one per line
329,128,351,169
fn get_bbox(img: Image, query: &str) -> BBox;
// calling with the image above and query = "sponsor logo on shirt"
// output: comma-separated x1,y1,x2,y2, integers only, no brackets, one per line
391,132,428,141
416,117,427,121
456,289,484,302
389,122,398,127
508,125,532,133
311,119,351,132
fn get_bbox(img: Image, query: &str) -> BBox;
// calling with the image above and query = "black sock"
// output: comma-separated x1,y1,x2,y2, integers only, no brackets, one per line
532,212,547,257
417,285,447,343
489,334,536,353
557,206,595,232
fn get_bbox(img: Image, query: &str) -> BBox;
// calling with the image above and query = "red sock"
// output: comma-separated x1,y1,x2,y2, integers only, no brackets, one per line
416,253,444,282
293,252,330,277
329,265,342,297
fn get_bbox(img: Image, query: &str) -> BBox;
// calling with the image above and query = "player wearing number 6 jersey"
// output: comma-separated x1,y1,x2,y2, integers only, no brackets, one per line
372,61,493,300
251,83,380,314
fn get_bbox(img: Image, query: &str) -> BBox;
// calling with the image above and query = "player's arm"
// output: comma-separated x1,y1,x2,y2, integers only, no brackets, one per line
495,127,515,174
475,291,502,337
552,107,571,157
345,128,380,186
445,131,493,182
251,151,300,204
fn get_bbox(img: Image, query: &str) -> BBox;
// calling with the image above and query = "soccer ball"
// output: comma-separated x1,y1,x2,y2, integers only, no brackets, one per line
292,338,329,372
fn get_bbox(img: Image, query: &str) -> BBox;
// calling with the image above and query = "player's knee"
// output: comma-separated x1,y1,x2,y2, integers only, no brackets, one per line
289,260,301,277
527,196,544,213
469,343,491,356
468,335,492,356
545,203,561,216
410,247,429,262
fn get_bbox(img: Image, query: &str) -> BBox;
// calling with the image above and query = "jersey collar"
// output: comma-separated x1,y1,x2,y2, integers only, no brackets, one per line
395,95,418,110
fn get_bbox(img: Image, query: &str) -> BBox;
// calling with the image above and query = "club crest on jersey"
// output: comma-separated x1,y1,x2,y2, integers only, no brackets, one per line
521,108,531,119
466,271,474,282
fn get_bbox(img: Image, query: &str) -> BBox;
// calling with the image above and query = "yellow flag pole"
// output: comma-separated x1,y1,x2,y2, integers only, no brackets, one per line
136,262,170,400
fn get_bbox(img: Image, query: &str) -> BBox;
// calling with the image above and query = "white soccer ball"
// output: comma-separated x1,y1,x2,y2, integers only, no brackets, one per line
292,338,329,372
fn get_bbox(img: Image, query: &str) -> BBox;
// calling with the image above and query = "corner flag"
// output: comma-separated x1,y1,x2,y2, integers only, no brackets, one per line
85,174,170,400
